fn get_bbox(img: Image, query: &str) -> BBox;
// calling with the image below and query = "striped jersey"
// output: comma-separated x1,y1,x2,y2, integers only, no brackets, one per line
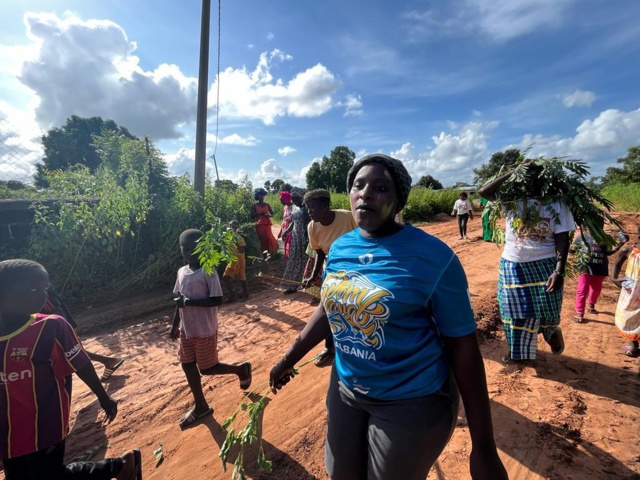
0,313,90,459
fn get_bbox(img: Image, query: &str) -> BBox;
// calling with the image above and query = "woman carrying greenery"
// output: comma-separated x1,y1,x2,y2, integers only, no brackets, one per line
479,163,574,364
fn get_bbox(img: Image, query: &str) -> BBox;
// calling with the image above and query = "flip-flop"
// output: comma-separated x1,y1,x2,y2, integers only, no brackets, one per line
127,449,143,480
621,345,640,357
572,315,584,323
550,327,565,355
239,362,252,390
179,406,213,429
100,358,125,381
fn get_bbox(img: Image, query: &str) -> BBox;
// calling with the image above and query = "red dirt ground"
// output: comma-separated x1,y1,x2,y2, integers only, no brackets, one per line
5,214,640,480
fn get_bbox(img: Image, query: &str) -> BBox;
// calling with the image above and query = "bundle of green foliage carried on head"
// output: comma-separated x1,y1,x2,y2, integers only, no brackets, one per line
485,153,623,253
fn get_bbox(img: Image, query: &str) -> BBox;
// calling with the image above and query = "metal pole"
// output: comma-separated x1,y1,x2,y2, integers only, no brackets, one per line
194,0,211,196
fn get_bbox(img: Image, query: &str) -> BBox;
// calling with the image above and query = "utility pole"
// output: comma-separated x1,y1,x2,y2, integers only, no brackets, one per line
194,0,211,196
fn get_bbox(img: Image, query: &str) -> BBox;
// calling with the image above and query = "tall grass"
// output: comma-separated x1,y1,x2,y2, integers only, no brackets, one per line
602,183,640,212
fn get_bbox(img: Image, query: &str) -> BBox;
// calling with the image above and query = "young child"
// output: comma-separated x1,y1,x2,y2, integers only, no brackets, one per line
0,259,141,480
573,224,626,322
452,192,473,239
223,221,249,302
171,229,252,429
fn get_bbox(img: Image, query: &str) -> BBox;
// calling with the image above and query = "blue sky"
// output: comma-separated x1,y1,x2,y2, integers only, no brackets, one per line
1,0,639,187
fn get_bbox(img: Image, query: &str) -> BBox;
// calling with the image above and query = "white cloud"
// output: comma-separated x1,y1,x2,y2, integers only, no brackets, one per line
561,89,596,108
16,13,198,139
266,32,274,41
390,143,416,159
512,107,640,176
220,133,257,146
212,50,342,125
405,0,575,42
251,158,307,187
278,146,296,156
341,94,363,117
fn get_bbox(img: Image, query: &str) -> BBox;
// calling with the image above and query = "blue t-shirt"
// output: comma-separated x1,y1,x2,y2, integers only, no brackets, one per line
322,224,476,400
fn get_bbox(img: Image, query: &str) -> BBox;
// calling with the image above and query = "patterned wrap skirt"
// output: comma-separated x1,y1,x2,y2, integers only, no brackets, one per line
498,257,563,360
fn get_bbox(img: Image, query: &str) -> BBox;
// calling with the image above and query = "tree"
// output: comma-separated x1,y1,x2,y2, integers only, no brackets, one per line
35,115,136,187
472,149,522,186
415,175,443,190
271,179,285,192
305,146,355,193
216,179,239,191
264,180,272,193
282,182,293,192
602,146,640,185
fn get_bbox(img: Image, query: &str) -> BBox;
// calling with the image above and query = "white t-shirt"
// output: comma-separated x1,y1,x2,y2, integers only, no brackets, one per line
502,200,575,263
453,199,472,216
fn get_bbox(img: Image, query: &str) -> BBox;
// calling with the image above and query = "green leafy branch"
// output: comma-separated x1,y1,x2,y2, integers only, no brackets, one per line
219,353,322,480
485,155,623,258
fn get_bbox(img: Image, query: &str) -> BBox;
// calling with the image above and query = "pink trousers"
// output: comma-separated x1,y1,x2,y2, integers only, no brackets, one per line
575,272,606,315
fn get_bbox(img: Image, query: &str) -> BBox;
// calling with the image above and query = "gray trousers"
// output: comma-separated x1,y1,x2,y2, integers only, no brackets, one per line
325,367,458,480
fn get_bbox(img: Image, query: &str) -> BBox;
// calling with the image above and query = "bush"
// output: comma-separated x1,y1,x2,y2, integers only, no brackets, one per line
402,189,460,223
601,183,640,212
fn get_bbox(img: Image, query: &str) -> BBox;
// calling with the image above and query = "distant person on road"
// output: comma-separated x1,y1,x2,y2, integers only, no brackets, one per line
0,259,141,480
270,154,507,480
610,224,640,359
278,190,294,258
452,192,473,240
252,188,277,258
280,188,311,294
171,229,252,429
480,197,493,242
572,222,626,323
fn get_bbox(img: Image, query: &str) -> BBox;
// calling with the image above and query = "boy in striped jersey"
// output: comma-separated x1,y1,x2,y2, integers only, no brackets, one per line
0,259,141,480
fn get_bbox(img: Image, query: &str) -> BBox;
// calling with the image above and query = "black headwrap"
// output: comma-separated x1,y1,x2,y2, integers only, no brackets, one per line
347,154,412,211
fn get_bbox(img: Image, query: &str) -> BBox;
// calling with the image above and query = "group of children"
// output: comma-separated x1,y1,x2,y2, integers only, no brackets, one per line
0,220,252,479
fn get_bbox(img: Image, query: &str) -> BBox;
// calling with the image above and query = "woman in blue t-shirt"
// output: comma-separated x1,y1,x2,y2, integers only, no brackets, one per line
270,154,507,480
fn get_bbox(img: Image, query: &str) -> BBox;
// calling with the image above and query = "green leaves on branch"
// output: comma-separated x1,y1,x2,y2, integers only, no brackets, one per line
486,155,623,250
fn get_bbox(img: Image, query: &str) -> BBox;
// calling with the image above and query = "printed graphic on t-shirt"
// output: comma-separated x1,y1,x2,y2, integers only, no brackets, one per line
517,217,553,242
322,271,393,355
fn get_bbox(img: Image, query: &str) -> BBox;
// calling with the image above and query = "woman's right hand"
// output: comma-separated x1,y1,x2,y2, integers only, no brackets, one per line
269,360,295,394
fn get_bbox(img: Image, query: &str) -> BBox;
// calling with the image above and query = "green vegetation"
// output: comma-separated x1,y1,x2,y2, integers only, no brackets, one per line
485,156,622,247
16,126,261,297
601,183,640,212
305,146,355,193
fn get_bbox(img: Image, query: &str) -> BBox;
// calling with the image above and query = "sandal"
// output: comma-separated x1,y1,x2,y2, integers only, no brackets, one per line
128,449,143,480
501,355,536,366
239,362,252,390
621,345,640,357
587,304,597,314
549,327,565,355
179,406,213,429
100,358,125,381
572,315,584,323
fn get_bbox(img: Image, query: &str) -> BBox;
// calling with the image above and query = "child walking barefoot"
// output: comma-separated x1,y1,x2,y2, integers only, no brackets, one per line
171,229,252,429
0,259,141,480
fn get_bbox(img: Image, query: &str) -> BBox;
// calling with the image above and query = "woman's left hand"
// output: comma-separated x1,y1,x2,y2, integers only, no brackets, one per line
470,447,508,480
545,272,563,292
